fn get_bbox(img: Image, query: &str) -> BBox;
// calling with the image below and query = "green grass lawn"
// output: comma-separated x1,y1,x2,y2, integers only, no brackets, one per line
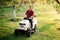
0,3,60,40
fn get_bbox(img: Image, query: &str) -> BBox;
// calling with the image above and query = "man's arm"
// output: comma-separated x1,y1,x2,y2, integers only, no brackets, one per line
26,10,29,15
25,10,28,17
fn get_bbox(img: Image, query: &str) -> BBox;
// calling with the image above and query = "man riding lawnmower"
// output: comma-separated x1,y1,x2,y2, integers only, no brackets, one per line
24,6,34,29
14,6,37,37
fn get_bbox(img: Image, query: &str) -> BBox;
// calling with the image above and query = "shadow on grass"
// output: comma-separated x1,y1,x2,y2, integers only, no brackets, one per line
0,33,28,40
9,18,22,22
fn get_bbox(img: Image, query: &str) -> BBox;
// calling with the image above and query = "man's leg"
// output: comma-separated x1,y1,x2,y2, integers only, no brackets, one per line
28,19,33,29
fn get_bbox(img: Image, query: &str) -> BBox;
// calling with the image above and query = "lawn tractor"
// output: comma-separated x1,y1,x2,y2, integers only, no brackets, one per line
14,18,37,37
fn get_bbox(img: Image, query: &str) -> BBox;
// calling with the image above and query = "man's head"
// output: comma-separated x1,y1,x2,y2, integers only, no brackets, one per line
29,6,32,10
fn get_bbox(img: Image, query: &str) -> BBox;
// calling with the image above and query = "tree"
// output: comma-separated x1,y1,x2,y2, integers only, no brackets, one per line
12,0,16,19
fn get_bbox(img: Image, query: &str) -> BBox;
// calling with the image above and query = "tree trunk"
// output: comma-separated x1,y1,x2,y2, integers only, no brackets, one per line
13,1,16,19
55,0,60,4
13,8,16,19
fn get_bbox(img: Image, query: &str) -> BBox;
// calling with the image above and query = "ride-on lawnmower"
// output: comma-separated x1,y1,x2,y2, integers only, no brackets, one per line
14,18,37,37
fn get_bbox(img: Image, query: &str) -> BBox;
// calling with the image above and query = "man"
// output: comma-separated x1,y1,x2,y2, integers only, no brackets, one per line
24,6,34,29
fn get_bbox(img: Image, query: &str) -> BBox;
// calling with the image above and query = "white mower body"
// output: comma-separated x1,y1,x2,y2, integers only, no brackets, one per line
17,18,37,31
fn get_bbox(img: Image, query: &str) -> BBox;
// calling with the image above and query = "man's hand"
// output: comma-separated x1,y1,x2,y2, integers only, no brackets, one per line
29,16,33,19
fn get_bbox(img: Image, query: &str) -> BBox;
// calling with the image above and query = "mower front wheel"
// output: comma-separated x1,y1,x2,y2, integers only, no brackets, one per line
26,29,31,37
14,29,20,36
